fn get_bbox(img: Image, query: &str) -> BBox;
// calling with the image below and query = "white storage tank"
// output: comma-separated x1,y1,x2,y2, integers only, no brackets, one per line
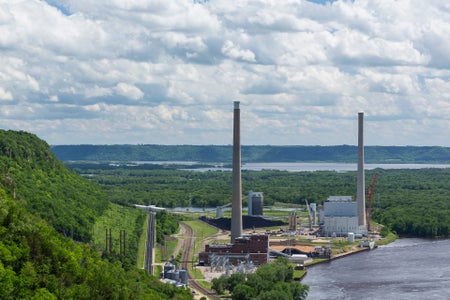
348,232,355,243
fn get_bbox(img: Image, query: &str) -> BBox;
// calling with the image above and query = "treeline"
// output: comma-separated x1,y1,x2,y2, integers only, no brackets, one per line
66,162,362,207
0,129,193,299
52,144,450,163
156,211,181,244
371,168,450,237
69,162,450,238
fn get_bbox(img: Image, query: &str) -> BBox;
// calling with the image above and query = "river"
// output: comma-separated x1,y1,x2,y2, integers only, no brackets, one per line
181,162,450,172
302,238,450,299
242,162,450,172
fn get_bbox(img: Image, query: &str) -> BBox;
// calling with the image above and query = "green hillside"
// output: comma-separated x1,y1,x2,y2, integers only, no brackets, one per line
0,129,193,299
1,130,108,242
52,144,450,163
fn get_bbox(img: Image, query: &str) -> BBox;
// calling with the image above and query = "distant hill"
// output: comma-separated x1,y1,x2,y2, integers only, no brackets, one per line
51,144,450,164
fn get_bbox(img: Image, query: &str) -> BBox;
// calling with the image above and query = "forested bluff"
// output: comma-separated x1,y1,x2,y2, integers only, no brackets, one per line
0,130,193,299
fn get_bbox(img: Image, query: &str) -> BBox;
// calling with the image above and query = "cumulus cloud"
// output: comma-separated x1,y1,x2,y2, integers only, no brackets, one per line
0,87,13,101
114,83,144,101
0,0,449,146
221,40,256,62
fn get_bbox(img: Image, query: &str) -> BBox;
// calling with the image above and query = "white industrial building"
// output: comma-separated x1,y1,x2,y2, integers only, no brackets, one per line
321,196,367,236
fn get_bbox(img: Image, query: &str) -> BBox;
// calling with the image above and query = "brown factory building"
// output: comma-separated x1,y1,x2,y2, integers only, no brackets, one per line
199,234,269,266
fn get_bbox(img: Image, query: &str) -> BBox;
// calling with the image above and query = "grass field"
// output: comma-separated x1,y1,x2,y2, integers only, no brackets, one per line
375,231,398,246
155,236,178,262
136,215,147,268
92,203,145,257
182,219,219,255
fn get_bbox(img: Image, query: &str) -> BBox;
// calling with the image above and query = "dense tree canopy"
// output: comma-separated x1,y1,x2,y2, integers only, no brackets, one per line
211,257,308,300
371,168,450,237
1,130,108,242
0,183,192,299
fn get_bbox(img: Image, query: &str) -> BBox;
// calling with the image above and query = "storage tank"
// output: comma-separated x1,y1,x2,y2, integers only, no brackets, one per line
178,269,188,285
163,262,176,278
348,232,355,243
166,270,179,282
248,191,264,216
216,207,223,218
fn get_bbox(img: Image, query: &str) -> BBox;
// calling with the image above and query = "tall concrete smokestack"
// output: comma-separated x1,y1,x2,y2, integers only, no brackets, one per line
357,112,366,228
231,101,243,243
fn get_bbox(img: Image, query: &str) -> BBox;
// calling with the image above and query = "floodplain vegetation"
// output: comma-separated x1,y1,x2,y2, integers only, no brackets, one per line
71,161,450,239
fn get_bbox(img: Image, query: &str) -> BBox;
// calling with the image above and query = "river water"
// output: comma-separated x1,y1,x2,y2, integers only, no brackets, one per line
182,162,450,172
302,238,450,299
242,162,450,172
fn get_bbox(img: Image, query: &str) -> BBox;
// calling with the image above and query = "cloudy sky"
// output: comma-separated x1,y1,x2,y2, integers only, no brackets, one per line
1,0,449,146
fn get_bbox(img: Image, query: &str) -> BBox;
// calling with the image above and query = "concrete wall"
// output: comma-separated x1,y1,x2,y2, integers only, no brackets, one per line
324,200,358,217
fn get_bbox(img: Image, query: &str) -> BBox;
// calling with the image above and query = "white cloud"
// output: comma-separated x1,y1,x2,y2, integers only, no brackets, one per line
0,87,13,101
49,95,59,102
114,83,144,101
0,0,449,146
221,40,256,62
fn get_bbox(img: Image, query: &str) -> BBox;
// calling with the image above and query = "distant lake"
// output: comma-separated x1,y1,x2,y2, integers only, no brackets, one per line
183,162,450,172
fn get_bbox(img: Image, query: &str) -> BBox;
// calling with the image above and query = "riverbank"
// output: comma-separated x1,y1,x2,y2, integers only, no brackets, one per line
300,233,398,281
305,245,371,267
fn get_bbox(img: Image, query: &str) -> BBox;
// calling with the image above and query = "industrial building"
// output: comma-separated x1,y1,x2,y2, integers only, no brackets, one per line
198,234,269,266
248,191,264,216
321,196,362,236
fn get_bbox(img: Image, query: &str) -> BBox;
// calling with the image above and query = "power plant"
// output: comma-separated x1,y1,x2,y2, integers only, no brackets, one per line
197,109,373,273
131,104,381,297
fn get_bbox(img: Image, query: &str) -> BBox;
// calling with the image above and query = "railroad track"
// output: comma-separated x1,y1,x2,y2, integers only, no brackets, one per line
180,222,220,300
